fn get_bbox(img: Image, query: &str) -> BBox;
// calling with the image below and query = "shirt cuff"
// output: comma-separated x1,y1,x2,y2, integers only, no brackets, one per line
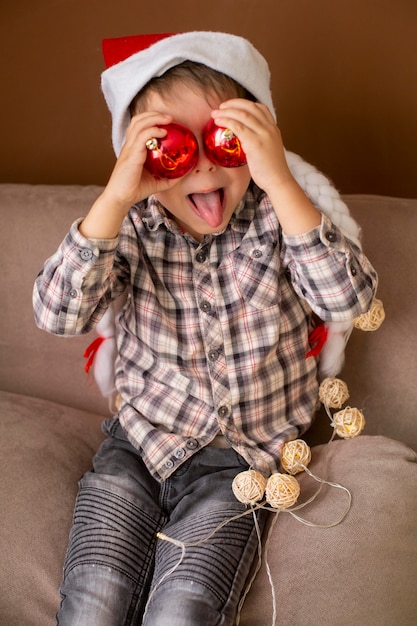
282,214,350,259
71,218,119,252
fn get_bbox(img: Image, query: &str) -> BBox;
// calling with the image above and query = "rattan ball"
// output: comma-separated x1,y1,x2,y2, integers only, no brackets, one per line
232,470,267,505
332,406,366,438
354,298,385,331
281,440,311,475
265,473,301,509
319,377,350,408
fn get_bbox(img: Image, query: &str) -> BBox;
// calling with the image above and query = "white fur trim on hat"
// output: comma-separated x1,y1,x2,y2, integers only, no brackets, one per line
101,31,276,156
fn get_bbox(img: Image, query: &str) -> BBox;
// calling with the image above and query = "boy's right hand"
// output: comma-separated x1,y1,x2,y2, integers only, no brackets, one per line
104,112,180,209
79,112,179,239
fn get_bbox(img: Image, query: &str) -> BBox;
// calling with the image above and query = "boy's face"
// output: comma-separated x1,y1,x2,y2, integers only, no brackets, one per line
145,85,251,241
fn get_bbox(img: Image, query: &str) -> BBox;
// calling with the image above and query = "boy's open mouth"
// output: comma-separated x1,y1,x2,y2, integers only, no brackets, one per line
188,188,225,228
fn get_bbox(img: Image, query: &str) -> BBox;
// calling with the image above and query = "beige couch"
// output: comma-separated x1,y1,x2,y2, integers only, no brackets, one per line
1,184,416,625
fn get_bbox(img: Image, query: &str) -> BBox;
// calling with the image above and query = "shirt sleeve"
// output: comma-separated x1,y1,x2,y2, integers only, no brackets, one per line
33,219,128,336
281,214,378,321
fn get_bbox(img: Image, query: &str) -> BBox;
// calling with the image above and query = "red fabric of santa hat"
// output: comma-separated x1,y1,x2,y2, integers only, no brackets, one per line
102,33,175,68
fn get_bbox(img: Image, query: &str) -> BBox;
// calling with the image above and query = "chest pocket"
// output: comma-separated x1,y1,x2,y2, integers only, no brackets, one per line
231,239,281,310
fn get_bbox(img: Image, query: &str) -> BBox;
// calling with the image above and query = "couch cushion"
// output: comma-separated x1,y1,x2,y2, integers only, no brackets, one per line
240,435,417,625
0,184,110,417
0,390,105,626
1,389,416,625
340,195,417,450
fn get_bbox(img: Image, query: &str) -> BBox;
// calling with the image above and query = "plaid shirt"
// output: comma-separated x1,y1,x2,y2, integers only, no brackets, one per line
34,184,377,480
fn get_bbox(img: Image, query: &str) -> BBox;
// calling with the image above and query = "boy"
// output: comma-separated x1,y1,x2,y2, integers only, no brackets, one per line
33,31,377,625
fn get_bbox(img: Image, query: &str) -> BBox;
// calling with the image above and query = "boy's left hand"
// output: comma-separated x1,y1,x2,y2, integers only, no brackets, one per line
211,99,293,195
212,99,321,236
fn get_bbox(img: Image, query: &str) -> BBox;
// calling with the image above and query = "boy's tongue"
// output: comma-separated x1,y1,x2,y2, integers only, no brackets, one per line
190,190,224,227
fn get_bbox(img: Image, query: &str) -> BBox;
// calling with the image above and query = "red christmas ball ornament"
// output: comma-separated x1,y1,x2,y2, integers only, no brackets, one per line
203,119,247,168
145,123,199,179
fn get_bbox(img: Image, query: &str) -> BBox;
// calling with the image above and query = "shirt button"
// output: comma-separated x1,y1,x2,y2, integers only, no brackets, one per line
325,230,337,243
350,264,357,276
174,447,186,459
208,349,220,361
218,405,229,418
165,459,175,469
186,438,199,450
200,300,212,314
79,248,93,261
196,251,207,263
69,288,78,298
252,249,263,258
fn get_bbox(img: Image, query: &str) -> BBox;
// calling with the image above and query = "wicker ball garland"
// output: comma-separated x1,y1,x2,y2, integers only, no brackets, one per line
281,439,311,475
232,469,267,505
319,377,350,408
354,298,385,331
332,406,366,438
265,473,301,509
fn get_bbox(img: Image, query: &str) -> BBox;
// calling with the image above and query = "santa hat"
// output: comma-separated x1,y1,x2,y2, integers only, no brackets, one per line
101,31,276,157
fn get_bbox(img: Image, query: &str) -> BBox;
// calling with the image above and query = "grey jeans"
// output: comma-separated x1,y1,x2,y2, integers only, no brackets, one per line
56,419,268,625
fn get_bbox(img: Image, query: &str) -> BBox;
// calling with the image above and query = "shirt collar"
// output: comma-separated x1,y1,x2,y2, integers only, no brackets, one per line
139,195,179,235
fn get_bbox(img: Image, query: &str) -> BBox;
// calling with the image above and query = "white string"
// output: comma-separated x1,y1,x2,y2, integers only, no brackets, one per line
288,467,352,528
142,534,186,619
262,513,279,626
161,506,259,549
145,506,261,617
235,508,264,625
259,471,351,528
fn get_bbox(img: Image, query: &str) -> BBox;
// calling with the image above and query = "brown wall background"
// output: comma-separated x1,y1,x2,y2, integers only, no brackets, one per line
1,0,416,197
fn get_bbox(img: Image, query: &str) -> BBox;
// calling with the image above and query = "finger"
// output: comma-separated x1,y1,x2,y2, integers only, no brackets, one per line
210,111,270,145
217,99,274,124
212,103,275,139
125,112,173,146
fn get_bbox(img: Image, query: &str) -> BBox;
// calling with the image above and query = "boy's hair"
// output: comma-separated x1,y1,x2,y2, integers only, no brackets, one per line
130,61,256,116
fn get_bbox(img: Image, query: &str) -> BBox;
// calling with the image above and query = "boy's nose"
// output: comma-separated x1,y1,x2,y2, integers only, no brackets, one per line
193,144,217,173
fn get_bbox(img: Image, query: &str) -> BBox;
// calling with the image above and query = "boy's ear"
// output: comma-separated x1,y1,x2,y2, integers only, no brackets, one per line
102,33,176,68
